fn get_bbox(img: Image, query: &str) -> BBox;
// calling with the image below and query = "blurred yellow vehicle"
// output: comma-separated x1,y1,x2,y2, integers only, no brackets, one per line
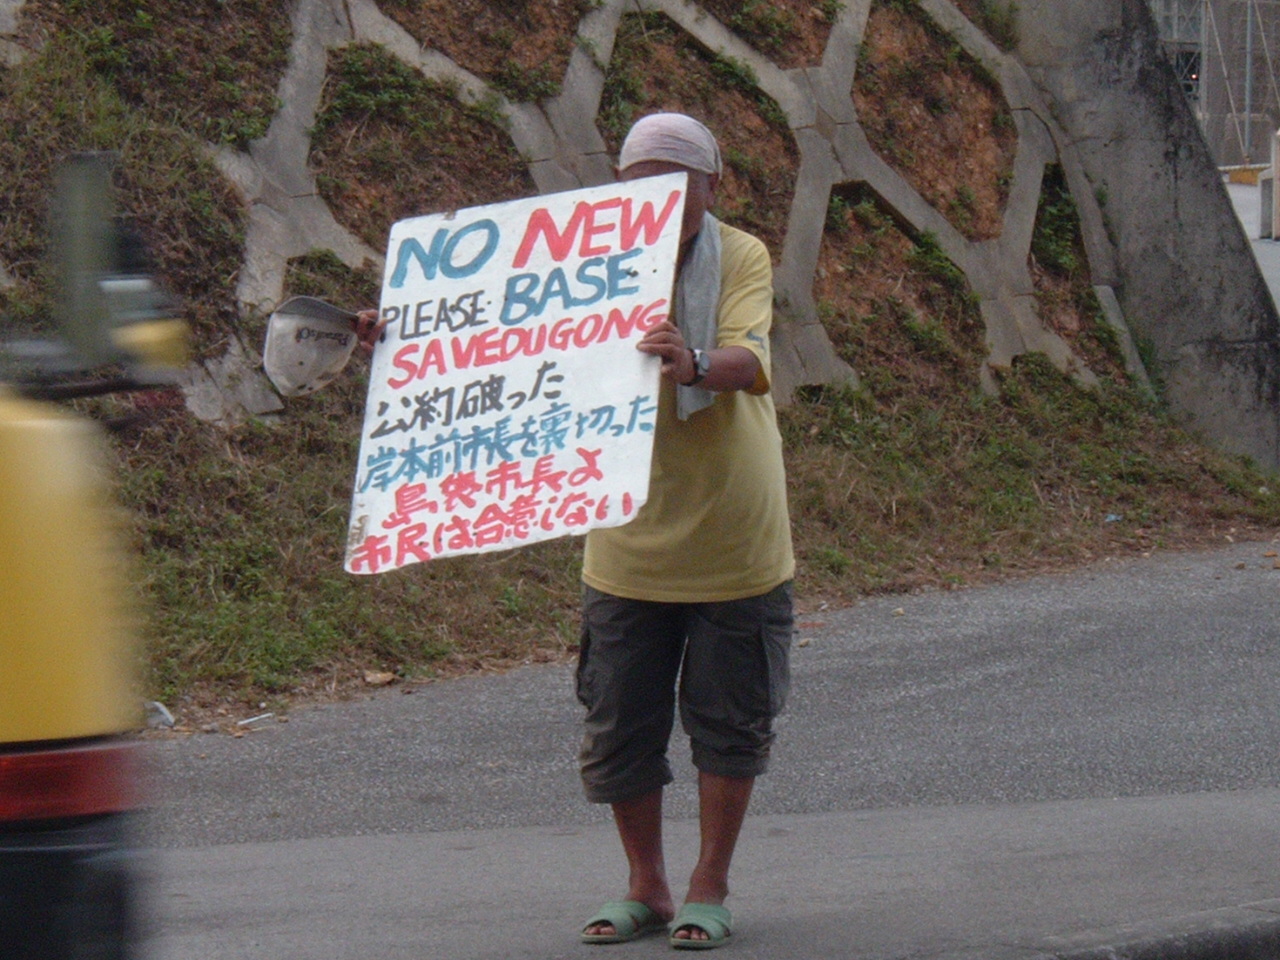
0,391,146,957
0,155,188,959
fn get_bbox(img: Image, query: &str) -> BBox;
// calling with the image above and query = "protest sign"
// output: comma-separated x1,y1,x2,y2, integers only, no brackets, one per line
344,174,687,575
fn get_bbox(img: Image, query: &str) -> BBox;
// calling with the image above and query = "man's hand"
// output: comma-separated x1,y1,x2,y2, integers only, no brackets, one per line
353,309,388,354
637,321,697,384
637,321,761,392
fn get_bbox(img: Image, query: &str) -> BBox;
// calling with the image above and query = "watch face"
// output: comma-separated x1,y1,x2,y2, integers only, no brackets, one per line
696,349,711,374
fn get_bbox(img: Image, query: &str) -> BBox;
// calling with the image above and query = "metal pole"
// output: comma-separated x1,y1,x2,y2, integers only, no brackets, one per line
1246,0,1256,160
1201,0,1210,130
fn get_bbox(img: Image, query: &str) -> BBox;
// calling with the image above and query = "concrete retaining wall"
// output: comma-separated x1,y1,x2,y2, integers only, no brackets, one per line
1017,0,1280,467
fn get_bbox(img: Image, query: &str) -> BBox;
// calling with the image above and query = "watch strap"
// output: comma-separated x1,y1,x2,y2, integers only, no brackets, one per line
687,348,708,386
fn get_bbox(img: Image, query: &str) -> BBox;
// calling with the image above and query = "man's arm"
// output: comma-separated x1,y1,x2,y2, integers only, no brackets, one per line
636,322,761,391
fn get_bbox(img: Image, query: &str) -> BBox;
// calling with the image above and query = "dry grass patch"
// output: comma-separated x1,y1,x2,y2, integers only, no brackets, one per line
853,0,1016,241
786,184,1280,608
818,184,985,389
0,31,245,349
310,44,537,252
27,0,291,149
782,361,1280,609
600,12,798,257
107,368,586,707
380,0,597,102
697,0,840,68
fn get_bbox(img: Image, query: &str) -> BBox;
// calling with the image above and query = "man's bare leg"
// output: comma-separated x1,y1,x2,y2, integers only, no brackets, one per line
582,787,676,938
672,772,755,943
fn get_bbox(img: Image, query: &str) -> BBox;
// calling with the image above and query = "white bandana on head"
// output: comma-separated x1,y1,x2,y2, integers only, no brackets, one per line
619,113,722,420
618,113,723,176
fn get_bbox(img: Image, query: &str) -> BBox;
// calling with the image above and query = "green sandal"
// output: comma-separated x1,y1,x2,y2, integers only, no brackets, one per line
669,902,732,950
580,899,666,944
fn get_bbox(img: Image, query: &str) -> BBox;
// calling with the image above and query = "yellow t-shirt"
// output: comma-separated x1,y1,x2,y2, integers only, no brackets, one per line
582,223,795,602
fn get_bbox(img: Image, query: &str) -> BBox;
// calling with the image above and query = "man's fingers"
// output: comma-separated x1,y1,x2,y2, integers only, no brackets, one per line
637,341,680,361
354,310,387,353
638,330,685,352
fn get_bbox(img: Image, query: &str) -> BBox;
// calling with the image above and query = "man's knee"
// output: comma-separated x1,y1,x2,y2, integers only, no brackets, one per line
576,589,684,803
680,581,793,778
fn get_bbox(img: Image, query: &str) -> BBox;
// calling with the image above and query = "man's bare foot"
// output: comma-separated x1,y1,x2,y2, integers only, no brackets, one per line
673,877,728,941
669,902,733,947
671,925,708,942
582,891,674,939
671,909,714,943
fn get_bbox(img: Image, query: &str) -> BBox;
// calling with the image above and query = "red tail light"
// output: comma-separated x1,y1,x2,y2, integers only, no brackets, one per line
0,742,141,822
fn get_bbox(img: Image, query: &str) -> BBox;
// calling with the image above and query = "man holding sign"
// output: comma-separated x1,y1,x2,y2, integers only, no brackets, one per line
576,114,794,949
351,113,791,950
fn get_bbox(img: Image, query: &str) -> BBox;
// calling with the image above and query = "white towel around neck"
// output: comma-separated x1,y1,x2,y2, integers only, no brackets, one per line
674,212,721,421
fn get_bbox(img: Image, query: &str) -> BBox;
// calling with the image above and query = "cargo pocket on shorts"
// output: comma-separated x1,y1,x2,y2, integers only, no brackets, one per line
574,623,595,709
761,612,791,717
757,581,793,718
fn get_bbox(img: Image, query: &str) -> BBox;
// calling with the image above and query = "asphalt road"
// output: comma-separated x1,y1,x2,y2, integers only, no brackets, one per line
132,542,1280,960
142,538,1280,851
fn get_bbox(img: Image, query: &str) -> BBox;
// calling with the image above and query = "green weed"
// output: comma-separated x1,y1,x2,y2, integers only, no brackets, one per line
711,55,760,94
284,251,380,309
1031,165,1080,276
852,199,891,233
39,0,291,150
724,146,768,184
491,61,561,103
908,232,967,297
974,0,1019,50
726,0,796,52
814,546,853,575
310,44,533,251
820,0,846,24
947,191,974,231
827,193,852,232
313,44,443,138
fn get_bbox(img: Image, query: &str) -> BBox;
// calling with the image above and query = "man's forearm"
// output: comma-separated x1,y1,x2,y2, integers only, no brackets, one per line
678,345,760,392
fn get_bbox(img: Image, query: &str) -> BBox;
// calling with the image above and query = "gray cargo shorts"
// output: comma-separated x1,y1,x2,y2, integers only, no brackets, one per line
575,581,793,805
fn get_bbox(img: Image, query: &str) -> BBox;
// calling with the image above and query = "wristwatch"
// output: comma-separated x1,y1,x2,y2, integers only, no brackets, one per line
687,348,711,386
